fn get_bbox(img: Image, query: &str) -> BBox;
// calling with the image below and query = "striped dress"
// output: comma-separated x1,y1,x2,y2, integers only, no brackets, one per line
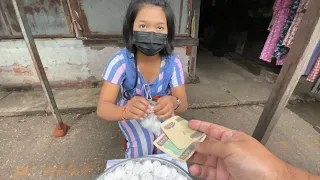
102,49,185,158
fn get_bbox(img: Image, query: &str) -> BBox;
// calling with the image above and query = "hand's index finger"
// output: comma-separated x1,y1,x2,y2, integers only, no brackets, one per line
189,120,231,140
135,96,150,107
153,101,166,112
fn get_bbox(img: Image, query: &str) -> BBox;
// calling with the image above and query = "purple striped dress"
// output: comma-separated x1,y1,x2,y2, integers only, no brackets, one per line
102,49,185,158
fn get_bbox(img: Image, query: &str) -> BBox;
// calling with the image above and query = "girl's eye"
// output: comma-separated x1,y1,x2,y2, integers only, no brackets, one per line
139,24,146,28
157,26,164,30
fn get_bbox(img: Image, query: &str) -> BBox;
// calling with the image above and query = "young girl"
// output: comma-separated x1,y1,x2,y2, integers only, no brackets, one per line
97,0,187,159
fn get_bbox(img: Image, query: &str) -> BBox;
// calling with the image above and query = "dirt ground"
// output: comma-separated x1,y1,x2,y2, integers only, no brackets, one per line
0,103,319,180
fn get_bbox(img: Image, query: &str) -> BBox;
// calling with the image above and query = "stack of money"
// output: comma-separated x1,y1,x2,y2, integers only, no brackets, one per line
153,116,207,162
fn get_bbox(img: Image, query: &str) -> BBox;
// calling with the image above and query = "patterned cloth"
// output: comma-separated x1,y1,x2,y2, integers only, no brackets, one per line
307,56,320,82
260,0,293,63
102,49,185,158
283,0,310,48
305,41,320,75
273,0,300,65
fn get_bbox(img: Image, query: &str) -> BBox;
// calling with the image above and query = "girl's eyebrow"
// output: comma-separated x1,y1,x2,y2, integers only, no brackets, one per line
137,20,166,25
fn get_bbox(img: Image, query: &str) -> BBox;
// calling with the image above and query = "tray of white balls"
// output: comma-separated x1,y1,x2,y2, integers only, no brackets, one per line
96,156,193,180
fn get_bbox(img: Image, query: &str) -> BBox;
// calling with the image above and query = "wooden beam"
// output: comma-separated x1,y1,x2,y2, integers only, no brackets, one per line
252,0,320,144
188,0,201,77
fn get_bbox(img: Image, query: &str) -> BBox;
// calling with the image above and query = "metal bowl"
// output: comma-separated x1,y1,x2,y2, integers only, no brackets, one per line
95,156,193,180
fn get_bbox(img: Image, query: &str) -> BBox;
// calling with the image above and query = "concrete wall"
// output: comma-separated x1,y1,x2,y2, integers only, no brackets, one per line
0,38,190,88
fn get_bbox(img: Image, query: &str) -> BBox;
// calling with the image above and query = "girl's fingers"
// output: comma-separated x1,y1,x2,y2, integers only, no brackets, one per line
129,107,147,120
132,101,149,113
153,101,166,112
125,110,140,120
155,104,171,116
134,96,151,108
157,112,174,120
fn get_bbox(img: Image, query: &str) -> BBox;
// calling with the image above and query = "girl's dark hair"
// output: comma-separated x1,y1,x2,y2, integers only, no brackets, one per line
122,0,176,100
123,0,176,56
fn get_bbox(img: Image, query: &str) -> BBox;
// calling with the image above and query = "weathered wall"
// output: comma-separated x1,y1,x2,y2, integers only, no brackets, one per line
0,38,190,88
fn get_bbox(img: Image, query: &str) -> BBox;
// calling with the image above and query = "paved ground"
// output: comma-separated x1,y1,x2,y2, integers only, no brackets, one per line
0,48,319,180
0,49,318,117
1,103,319,180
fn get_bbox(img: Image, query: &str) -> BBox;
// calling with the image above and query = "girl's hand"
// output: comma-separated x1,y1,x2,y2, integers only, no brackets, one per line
153,96,177,120
124,96,151,120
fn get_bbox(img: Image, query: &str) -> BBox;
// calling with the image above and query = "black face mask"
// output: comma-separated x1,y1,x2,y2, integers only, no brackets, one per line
133,31,167,56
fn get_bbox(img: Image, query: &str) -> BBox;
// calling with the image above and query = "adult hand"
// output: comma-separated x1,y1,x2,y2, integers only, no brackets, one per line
153,96,177,120
188,120,286,180
124,96,151,120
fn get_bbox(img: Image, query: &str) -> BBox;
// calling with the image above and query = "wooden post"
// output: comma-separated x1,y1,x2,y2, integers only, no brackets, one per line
12,0,68,137
188,0,200,78
252,0,320,144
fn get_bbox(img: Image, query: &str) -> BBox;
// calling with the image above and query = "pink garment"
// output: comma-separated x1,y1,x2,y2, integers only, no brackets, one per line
283,0,310,48
307,56,320,82
276,54,288,65
260,0,293,63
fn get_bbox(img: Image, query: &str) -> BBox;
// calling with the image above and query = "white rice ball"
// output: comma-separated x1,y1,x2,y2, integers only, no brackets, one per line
103,160,189,180
154,165,170,179
140,160,153,174
128,175,140,180
152,161,161,173
176,174,188,180
134,162,143,175
113,166,125,179
124,161,134,175
103,172,116,180
154,177,165,180
102,174,111,180
167,168,178,180
141,172,154,180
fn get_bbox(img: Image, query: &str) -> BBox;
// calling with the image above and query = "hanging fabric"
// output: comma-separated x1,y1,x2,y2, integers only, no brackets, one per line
273,0,301,65
283,0,310,48
311,75,320,94
305,41,320,75
307,56,320,82
260,0,293,63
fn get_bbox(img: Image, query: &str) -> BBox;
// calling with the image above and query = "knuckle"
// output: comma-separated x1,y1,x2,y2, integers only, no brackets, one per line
143,106,148,111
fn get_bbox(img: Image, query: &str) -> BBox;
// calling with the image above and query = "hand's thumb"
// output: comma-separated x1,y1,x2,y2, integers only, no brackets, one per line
195,140,233,159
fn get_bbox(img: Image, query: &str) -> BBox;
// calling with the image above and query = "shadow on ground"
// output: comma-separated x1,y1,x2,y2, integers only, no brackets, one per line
288,102,320,134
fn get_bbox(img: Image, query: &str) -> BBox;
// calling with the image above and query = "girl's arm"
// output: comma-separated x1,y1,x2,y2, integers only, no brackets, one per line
171,84,188,114
97,81,124,121
154,56,188,119
97,81,150,121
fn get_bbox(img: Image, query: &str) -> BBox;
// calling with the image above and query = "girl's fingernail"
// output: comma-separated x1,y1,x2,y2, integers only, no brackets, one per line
144,114,148,118
140,117,144,120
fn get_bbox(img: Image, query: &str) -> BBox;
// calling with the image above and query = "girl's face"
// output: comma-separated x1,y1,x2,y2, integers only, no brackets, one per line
133,4,168,34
